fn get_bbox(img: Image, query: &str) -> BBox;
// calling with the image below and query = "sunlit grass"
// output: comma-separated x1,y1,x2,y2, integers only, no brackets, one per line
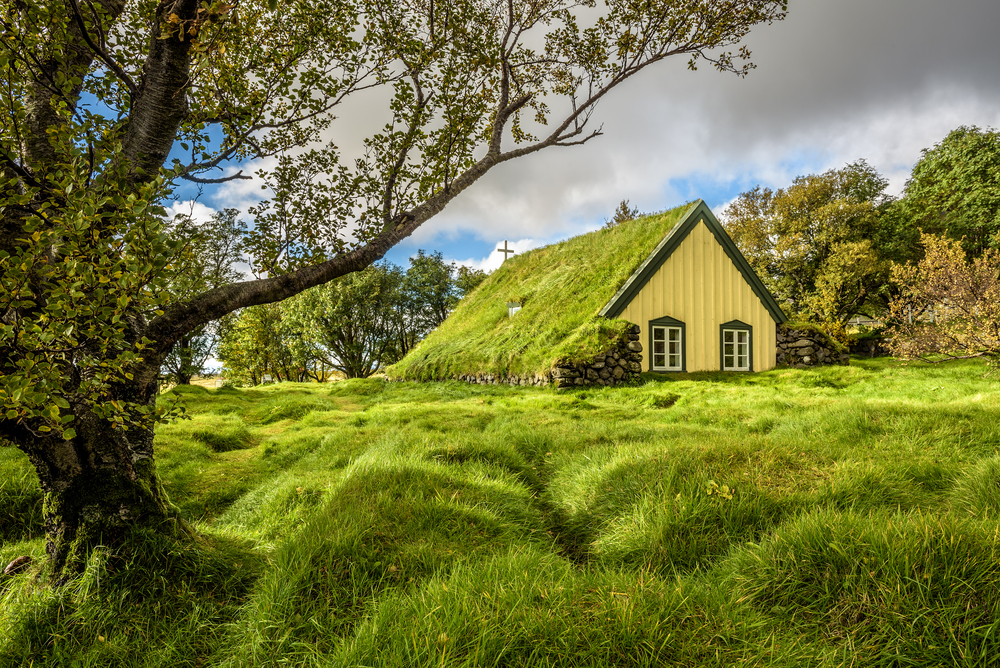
2,357,1000,666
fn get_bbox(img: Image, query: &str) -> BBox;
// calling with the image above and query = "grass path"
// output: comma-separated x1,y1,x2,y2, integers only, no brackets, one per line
3,358,1000,666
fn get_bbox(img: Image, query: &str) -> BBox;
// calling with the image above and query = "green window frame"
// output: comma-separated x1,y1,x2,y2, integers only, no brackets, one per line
649,316,685,372
720,320,752,371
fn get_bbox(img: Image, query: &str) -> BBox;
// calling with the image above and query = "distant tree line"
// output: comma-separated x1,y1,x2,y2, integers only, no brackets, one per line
722,125,1000,364
212,251,486,385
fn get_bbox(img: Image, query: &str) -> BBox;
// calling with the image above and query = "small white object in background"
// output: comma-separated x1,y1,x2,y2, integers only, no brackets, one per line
215,379,224,387
262,374,273,384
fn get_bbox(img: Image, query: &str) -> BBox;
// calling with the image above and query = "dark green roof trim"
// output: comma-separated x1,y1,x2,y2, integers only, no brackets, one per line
599,200,788,324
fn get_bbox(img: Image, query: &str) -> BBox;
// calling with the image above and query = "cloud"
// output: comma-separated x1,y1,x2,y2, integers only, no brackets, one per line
204,0,1000,258
210,156,279,215
411,0,1000,242
449,238,546,273
164,200,217,224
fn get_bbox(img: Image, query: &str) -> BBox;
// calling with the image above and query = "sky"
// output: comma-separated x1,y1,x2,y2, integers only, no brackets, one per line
171,0,1000,274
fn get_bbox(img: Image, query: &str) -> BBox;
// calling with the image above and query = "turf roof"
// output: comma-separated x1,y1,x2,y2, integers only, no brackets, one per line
387,202,693,381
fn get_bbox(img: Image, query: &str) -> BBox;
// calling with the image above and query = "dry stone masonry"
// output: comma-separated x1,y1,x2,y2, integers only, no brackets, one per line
452,325,643,388
776,324,849,368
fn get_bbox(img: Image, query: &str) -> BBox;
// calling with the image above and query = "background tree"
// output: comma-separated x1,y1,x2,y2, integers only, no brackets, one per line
282,264,403,378
455,265,488,297
216,304,318,386
603,199,641,229
160,209,247,385
403,250,459,337
723,161,899,331
899,126,1000,258
0,0,787,579
887,233,1000,366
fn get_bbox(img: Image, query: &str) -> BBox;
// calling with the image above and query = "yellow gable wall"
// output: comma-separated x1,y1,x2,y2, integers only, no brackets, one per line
617,219,777,372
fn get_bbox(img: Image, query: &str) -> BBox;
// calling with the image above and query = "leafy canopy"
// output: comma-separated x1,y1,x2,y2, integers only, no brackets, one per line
723,161,899,330
900,126,1000,258
888,233,1000,367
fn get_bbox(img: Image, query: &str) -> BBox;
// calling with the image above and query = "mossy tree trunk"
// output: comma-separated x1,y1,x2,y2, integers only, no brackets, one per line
16,387,189,584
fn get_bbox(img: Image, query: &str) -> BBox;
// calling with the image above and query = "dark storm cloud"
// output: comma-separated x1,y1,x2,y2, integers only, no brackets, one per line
416,0,1000,244
215,0,1000,252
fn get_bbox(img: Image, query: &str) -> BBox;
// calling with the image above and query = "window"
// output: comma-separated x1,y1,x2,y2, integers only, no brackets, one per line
720,320,752,371
648,316,685,372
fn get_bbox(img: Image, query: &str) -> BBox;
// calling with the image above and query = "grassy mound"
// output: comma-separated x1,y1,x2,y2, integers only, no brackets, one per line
4,360,1000,666
387,203,692,380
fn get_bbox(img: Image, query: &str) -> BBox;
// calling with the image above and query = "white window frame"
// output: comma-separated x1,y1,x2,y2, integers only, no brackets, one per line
651,325,683,371
721,328,750,371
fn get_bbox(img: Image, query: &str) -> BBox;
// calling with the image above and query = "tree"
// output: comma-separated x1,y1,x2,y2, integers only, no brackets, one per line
887,233,1000,366
723,161,899,329
283,264,403,378
216,303,318,385
404,250,458,336
160,208,247,384
899,126,1000,258
603,199,641,229
0,0,787,580
455,265,487,297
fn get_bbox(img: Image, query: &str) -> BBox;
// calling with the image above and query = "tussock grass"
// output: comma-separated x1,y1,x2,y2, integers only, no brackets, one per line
725,510,1000,665
3,359,1000,666
0,452,42,542
387,203,691,380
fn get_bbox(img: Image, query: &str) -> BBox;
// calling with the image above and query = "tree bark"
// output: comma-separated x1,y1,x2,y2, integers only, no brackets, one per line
16,382,189,583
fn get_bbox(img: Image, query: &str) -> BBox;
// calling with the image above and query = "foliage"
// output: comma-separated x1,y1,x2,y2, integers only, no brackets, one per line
284,263,404,379
216,304,317,386
4,359,1000,665
723,161,900,327
221,254,479,381
603,199,641,229
387,205,690,380
899,125,1000,257
159,209,247,383
455,265,488,297
887,233,1000,366
403,250,460,338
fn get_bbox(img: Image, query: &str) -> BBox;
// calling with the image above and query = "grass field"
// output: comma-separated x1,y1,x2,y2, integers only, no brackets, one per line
3,358,1000,666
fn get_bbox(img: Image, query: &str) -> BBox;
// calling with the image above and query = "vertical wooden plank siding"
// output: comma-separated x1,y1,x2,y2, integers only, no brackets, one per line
619,220,777,372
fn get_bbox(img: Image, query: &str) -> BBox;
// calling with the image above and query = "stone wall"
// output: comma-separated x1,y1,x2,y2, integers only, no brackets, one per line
451,325,643,388
776,324,849,368
550,325,643,389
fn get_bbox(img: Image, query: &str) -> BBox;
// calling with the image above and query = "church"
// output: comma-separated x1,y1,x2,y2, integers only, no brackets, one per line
600,199,786,373
387,200,787,385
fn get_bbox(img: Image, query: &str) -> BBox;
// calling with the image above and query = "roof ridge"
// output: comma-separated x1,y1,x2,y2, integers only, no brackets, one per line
599,200,787,324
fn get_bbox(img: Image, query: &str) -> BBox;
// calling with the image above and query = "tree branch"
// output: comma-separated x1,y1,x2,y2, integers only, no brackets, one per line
68,0,139,101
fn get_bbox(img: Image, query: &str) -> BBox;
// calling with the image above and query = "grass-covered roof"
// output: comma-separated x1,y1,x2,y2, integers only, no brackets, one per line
387,202,693,380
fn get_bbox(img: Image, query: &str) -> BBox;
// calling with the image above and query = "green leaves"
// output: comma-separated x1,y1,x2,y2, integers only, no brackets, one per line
724,160,897,328
900,126,1000,258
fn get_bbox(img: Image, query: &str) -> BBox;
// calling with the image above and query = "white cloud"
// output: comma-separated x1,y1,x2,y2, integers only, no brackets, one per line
200,0,1000,258
450,238,546,273
164,200,217,224
210,156,279,215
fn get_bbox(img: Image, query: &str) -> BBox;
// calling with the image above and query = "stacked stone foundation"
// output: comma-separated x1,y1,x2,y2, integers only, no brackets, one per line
777,324,849,367
451,325,643,388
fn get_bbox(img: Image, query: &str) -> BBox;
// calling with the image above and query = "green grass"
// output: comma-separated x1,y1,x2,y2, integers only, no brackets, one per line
3,358,1000,666
387,203,691,380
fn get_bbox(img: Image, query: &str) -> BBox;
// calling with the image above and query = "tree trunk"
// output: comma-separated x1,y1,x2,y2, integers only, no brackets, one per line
18,395,189,583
